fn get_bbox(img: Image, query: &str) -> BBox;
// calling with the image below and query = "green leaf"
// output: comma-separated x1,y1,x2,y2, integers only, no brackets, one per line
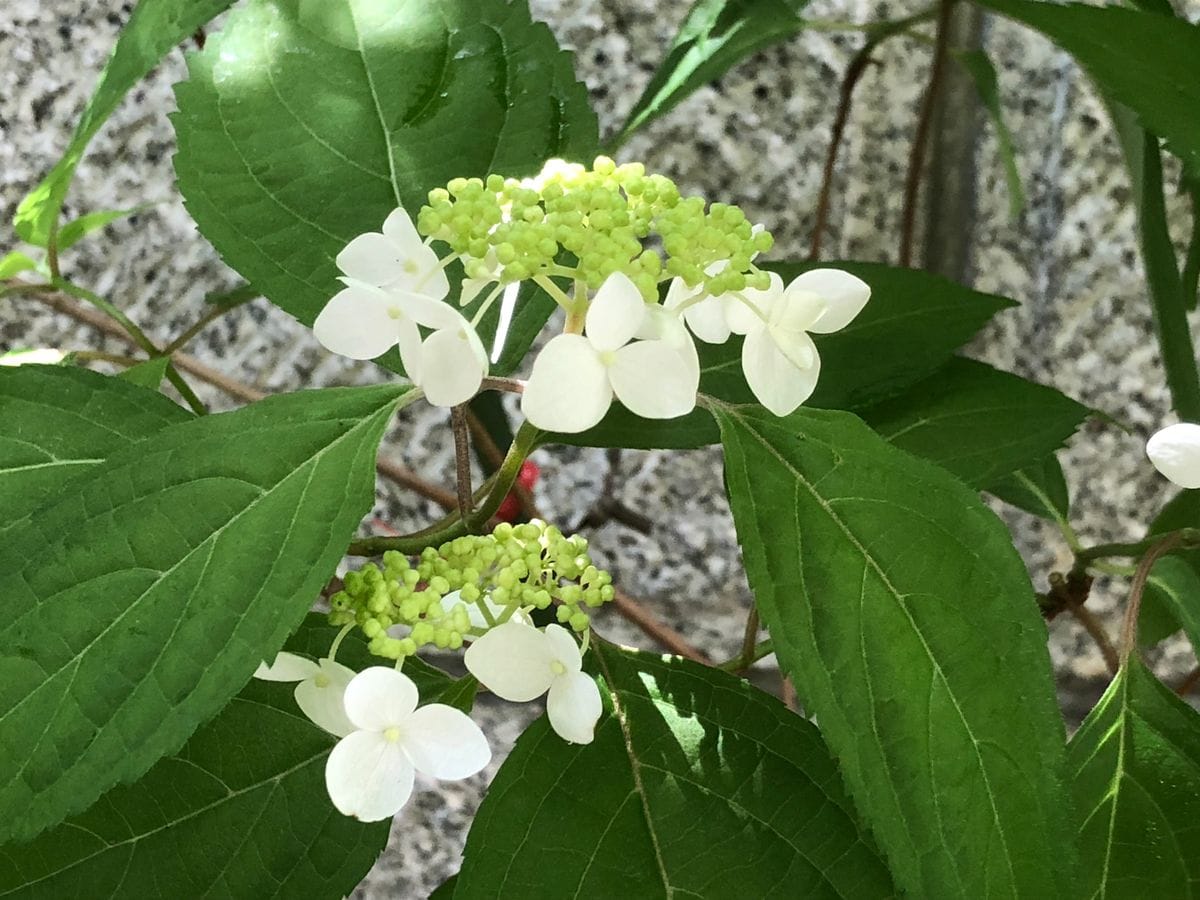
57,207,150,252
428,875,458,900
0,618,392,900
172,0,598,375
14,0,235,246
1068,658,1200,899
456,643,894,899
431,674,479,714
953,50,1025,218
0,365,189,530
0,384,406,844
987,453,1071,521
1139,490,1200,648
116,356,171,390
860,357,1089,487
975,0,1200,172
1139,555,1200,649
0,251,38,279
714,402,1075,897
616,0,808,144
558,262,1015,449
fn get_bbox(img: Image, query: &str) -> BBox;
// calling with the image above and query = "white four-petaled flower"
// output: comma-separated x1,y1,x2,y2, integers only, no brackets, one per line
727,268,871,416
254,651,357,737
336,208,450,299
325,667,491,822
1147,423,1200,489
464,621,602,744
520,272,699,433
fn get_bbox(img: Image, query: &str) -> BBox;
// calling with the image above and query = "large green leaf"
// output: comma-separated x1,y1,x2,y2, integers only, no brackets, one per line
172,0,598,375
0,385,406,844
714,402,1074,897
986,453,1071,522
976,0,1200,172
456,643,894,899
557,262,1014,449
0,617,395,900
0,366,189,530
14,0,235,246
860,357,1089,487
1068,658,1200,899
615,0,808,144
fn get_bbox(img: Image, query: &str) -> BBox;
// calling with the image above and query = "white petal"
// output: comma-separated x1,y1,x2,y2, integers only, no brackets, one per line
1147,423,1200,488
294,658,357,737
520,334,613,433
769,324,819,372
253,652,319,682
463,620,555,702
683,295,733,344
772,287,827,334
417,326,487,407
742,326,821,416
394,312,424,384
389,288,461,331
342,666,419,731
663,276,696,313
543,624,583,673
586,272,646,352
312,285,400,360
788,269,870,333
402,704,491,779
460,276,490,306
381,207,424,253
609,340,699,420
325,730,415,821
546,671,603,744
726,272,782,335
336,232,406,286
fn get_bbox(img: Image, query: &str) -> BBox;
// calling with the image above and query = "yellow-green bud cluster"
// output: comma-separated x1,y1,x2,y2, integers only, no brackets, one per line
415,156,773,301
329,520,614,660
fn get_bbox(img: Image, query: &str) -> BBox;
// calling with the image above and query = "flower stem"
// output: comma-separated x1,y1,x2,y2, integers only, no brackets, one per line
327,623,354,661
1120,533,1184,667
451,405,474,519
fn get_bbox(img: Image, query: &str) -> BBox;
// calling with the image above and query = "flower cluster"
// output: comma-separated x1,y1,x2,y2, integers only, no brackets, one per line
329,520,613,660
312,156,871,425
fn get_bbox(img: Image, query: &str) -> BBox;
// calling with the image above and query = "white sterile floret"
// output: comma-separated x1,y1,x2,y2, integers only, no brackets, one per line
732,268,871,416
1147,423,1200,489
324,667,490,822
313,279,488,407
336,208,449,300
254,651,357,737
520,272,700,433
464,621,602,745
664,270,733,344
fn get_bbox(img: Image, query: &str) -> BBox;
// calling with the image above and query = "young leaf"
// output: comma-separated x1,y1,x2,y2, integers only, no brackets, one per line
116,357,171,391
557,262,1015,449
0,251,38,279
987,454,1071,522
714,402,1075,897
1068,658,1200,899
0,384,407,844
172,0,598,375
976,0,1200,172
860,357,1089,487
952,50,1025,218
0,365,189,530
455,644,894,899
57,206,150,252
0,619,394,899
616,0,808,144
14,0,235,246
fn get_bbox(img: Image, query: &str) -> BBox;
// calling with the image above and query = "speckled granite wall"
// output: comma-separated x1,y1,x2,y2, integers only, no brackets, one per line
2,1,1199,895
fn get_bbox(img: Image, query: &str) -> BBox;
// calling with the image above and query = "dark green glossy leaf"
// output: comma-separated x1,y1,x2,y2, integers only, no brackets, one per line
0,366,189,530
429,875,458,900
1139,555,1200,649
714,402,1074,897
987,453,1071,521
0,617,393,900
977,0,1200,171
456,643,894,899
953,49,1024,218
861,358,1088,487
616,0,808,144
173,0,597,375
0,385,406,843
116,357,171,391
557,262,1014,449
15,0,235,245
1068,658,1200,899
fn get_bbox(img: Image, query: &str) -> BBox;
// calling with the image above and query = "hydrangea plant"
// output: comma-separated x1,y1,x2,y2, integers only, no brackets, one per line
2,0,1200,898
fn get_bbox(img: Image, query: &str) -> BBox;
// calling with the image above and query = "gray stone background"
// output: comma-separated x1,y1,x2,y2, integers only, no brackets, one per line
3,0,1200,895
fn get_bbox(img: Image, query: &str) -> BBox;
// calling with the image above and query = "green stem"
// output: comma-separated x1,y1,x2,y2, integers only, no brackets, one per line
52,278,209,416
347,421,541,556
1183,181,1200,311
1073,528,1200,569
163,294,253,354
1138,133,1200,421
717,638,774,672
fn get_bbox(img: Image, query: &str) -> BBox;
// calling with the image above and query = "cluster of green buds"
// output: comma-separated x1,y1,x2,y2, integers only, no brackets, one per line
415,155,774,301
329,520,614,661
